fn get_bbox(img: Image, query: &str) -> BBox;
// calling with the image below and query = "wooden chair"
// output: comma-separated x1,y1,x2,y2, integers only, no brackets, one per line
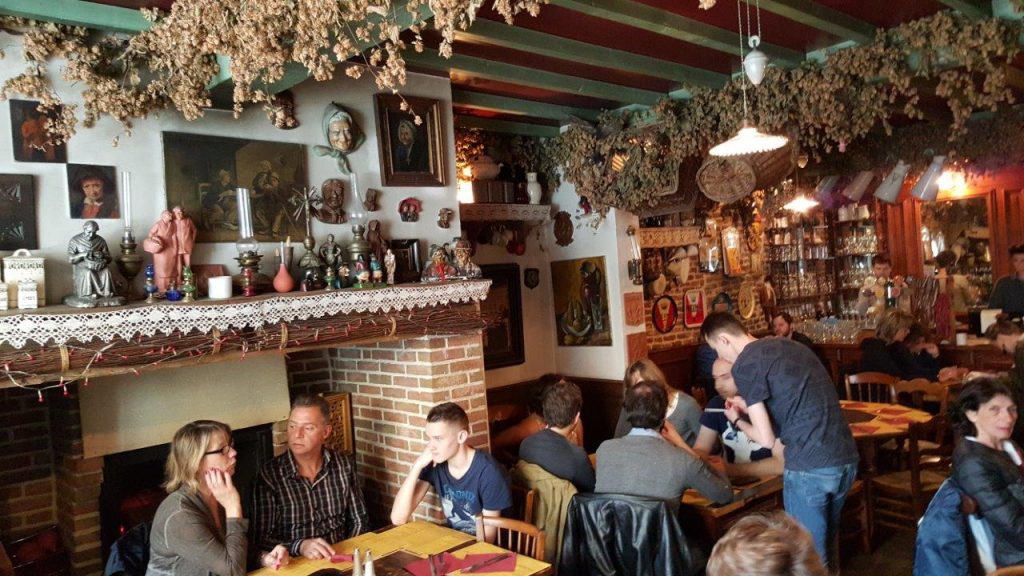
870,416,953,534
509,485,536,523
845,372,898,403
839,479,872,556
892,378,951,416
474,516,546,561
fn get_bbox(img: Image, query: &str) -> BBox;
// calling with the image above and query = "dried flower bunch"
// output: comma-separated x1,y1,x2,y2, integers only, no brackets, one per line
0,0,545,146
455,127,560,191
554,11,1023,216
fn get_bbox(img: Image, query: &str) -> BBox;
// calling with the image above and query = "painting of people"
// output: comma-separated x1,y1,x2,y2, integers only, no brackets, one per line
9,100,67,163
551,257,612,346
67,164,119,220
0,175,38,250
374,94,446,187
161,132,307,242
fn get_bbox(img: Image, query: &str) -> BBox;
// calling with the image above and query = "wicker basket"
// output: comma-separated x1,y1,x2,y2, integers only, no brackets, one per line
697,142,795,203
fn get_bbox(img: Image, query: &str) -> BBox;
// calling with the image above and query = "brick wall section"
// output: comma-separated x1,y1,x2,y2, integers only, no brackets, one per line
0,387,55,538
285,349,335,396
327,334,489,526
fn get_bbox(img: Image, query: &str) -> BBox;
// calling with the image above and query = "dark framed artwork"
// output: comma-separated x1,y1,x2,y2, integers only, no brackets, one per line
480,263,525,369
388,238,421,283
161,131,307,243
374,94,446,187
551,257,612,346
9,100,67,163
0,174,38,250
67,164,119,219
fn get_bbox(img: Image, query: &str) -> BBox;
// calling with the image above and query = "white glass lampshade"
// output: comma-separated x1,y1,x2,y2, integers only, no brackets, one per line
743,48,768,86
814,175,840,198
843,171,875,201
910,156,947,202
709,120,789,157
874,161,910,204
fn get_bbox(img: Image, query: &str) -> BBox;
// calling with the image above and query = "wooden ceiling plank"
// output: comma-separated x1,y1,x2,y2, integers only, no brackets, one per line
756,0,876,44
549,0,804,66
934,0,991,19
451,89,602,122
455,19,728,88
454,115,561,137
0,0,150,33
405,51,665,105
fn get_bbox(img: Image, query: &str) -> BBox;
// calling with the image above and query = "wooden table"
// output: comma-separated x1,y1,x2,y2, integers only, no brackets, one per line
841,399,934,476
249,521,552,575
679,475,784,545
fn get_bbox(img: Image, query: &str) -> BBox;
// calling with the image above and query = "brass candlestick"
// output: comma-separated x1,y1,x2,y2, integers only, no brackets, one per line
116,228,144,299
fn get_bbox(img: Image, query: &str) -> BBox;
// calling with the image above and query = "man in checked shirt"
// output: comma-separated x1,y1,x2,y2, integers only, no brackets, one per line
249,393,368,566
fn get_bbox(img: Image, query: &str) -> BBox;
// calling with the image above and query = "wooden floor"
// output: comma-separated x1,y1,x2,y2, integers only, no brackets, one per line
844,528,916,576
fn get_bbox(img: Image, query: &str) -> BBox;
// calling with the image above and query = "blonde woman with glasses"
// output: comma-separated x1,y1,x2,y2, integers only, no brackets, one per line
615,358,703,446
148,420,287,575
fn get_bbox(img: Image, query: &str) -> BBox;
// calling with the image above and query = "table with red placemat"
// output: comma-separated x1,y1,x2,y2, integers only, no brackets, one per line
841,400,935,477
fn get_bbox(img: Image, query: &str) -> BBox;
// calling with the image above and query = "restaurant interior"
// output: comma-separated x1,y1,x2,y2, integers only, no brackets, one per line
2,0,1024,574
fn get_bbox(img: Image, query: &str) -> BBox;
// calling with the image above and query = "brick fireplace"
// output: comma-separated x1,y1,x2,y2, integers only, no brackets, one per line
0,331,488,575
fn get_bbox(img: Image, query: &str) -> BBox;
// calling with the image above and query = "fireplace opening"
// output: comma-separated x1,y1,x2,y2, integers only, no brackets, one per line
99,423,274,563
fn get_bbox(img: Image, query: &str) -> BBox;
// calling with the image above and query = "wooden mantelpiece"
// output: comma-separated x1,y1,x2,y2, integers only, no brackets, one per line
0,280,490,387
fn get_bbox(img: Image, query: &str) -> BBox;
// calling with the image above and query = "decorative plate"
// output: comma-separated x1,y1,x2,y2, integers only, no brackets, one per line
738,283,757,319
711,291,734,313
652,295,678,333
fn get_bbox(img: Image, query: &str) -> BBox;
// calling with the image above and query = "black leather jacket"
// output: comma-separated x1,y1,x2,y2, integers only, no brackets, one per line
558,493,700,576
953,439,1024,568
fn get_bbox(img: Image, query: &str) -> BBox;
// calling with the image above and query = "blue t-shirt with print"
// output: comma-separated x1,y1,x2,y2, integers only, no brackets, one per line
418,450,512,535
699,396,773,464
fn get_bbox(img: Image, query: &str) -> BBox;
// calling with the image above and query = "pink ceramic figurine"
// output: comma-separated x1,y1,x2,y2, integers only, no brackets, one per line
143,210,178,292
172,206,197,282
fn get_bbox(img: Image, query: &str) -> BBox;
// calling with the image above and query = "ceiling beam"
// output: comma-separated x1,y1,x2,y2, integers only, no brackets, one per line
405,51,665,105
549,0,804,67
455,19,727,89
755,0,875,45
454,115,561,137
934,0,991,19
452,90,602,122
0,0,149,33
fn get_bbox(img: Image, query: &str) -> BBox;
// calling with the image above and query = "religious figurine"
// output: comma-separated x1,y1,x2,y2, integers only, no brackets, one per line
172,206,197,283
452,238,482,279
64,220,126,308
312,103,364,174
399,197,421,222
143,210,178,292
324,265,337,291
268,90,299,130
437,208,454,229
314,179,347,224
353,255,369,288
338,261,351,288
370,254,384,285
363,188,380,212
420,244,457,282
366,220,386,265
319,234,343,270
181,266,197,302
384,249,396,285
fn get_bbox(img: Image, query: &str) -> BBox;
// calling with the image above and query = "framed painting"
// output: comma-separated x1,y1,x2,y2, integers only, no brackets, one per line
551,257,611,346
161,131,307,243
9,100,67,163
67,164,119,219
388,238,421,283
374,94,446,187
480,264,525,369
0,174,38,250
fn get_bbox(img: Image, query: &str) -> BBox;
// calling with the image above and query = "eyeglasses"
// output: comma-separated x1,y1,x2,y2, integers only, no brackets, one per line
204,440,234,457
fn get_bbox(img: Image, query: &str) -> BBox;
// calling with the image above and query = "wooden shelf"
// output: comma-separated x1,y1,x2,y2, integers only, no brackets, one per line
459,203,551,222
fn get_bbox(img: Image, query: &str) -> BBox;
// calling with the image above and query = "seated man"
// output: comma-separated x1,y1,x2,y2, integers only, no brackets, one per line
519,380,595,492
772,311,815,349
694,358,784,477
391,402,512,542
595,381,733,507
491,374,584,465
250,394,368,564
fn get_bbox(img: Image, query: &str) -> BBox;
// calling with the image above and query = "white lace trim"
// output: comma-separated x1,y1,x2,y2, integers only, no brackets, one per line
0,280,491,348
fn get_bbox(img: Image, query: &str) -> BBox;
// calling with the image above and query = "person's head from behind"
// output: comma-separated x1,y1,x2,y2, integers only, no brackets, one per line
935,250,957,271
164,420,235,494
542,380,582,429
904,323,930,353
623,358,669,390
872,254,892,279
528,373,564,416
875,309,915,344
712,358,738,398
700,312,752,363
954,377,1018,448
988,314,1024,354
288,393,333,458
707,512,827,576
624,381,667,430
425,402,470,464
772,311,795,338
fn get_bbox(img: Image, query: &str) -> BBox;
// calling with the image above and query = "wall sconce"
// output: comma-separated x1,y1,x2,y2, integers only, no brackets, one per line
874,160,910,204
456,165,474,204
910,155,946,202
626,225,642,285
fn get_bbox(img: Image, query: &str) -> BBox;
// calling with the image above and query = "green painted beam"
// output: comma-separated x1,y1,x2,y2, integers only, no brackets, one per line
935,0,991,19
0,0,150,33
550,0,804,67
756,0,875,44
452,90,602,122
406,51,664,105
455,19,727,88
454,115,561,137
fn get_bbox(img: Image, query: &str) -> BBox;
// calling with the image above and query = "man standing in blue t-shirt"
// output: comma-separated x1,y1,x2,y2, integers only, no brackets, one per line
701,312,859,570
390,402,512,541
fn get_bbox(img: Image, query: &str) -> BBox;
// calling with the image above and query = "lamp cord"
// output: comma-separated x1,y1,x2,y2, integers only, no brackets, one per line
737,0,749,120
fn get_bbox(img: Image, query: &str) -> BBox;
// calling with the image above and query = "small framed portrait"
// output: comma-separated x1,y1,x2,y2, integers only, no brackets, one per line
67,164,119,219
374,94,446,187
387,238,421,284
0,174,38,250
9,100,67,163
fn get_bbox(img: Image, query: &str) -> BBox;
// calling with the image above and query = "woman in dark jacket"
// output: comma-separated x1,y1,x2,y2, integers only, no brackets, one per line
951,378,1024,569
858,309,958,381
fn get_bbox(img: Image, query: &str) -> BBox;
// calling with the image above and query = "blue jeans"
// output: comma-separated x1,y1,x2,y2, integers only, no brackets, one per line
783,463,858,569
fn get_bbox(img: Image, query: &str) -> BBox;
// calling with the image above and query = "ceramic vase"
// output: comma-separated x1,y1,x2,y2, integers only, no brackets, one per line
273,262,295,293
526,172,542,205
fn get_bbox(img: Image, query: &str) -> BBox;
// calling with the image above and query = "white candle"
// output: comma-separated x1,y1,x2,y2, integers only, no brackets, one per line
121,171,132,230
207,276,233,299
